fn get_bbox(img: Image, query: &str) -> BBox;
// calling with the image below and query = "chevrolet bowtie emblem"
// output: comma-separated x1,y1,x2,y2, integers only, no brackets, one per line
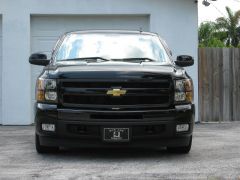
107,88,127,97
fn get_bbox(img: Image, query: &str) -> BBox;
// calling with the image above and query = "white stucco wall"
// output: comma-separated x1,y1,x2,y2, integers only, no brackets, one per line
0,0,198,125
0,15,2,125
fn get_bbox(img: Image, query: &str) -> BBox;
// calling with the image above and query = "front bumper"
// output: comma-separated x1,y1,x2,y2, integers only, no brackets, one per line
35,103,195,148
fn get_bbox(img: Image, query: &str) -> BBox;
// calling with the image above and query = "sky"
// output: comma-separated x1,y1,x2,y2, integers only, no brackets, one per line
198,0,240,24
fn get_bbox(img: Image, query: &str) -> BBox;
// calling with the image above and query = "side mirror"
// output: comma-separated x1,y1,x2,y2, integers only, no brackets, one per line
175,55,194,67
29,53,50,66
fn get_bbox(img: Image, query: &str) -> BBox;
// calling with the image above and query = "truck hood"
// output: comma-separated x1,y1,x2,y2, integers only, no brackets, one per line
47,61,187,80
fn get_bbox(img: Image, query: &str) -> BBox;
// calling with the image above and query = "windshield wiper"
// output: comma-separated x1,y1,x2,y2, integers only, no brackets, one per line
59,57,111,62
112,58,157,63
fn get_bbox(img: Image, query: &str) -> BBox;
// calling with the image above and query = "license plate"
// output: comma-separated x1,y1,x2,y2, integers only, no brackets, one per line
103,128,129,142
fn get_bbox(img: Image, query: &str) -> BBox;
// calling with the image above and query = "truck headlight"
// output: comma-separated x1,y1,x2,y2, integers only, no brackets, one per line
175,92,186,101
36,79,57,103
45,91,57,101
175,79,193,103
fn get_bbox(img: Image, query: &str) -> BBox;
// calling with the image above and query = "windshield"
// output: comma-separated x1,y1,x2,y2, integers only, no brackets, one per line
55,33,170,63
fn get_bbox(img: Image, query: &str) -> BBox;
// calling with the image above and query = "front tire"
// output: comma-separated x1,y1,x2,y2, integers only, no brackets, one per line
35,134,59,154
167,136,192,154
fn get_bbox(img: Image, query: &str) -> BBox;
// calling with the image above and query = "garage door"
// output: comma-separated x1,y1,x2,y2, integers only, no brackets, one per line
0,17,2,124
31,15,150,121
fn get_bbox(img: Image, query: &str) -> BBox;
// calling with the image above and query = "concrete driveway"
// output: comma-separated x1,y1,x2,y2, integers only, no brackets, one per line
0,123,240,180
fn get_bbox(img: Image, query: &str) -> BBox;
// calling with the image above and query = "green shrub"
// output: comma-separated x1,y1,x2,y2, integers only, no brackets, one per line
199,37,225,48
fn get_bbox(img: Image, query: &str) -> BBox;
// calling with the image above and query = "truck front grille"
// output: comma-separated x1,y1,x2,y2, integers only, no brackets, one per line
59,79,174,108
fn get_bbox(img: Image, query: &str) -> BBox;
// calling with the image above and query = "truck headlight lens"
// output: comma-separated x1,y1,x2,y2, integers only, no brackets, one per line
45,91,57,101
36,79,57,102
45,80,57,89
186,92,193,102
175,80,185,92
175,92,186,101
175,79,193,103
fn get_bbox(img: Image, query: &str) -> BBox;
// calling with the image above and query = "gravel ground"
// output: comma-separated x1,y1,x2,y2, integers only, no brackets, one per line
0,123,240,180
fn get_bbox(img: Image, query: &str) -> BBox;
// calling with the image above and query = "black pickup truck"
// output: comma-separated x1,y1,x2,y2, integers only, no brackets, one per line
29,30,195,154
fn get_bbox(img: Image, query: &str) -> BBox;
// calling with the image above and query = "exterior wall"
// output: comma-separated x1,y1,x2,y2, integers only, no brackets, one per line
0,15,2,124
0,0,198,125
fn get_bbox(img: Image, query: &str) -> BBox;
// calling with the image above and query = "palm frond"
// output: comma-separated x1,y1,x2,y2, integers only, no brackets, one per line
234,10,240,23
226,7,234,19
216,17,229,30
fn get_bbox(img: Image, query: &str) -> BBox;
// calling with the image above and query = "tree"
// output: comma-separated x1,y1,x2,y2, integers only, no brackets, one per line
198,21,216,45
215,6,240,47
198,21,226,47
237,26,240,39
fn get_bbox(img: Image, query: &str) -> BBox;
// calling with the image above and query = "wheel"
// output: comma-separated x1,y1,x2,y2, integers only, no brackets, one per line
167,136,192,154
35,134,59,154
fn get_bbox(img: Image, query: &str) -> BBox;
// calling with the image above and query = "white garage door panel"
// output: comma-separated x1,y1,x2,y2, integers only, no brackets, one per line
31,15,149,37
31,15,150,122
0,17,2,124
